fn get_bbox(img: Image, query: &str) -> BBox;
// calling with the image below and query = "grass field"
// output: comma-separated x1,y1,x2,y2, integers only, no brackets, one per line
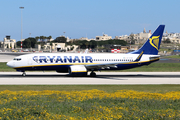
116,62,180,72
165,55,180,59
0,62,16,72
1,62,180,72
0,89,180,119
0,85,180,93
1,61,180,119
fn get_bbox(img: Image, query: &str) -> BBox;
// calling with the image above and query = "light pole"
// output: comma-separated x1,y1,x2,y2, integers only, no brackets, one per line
19,7,24,51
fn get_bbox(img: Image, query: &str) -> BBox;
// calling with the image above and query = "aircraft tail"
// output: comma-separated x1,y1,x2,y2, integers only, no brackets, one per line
128,25,165,55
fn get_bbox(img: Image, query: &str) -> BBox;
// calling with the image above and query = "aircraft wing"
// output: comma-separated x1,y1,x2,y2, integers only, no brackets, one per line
85,62,122,70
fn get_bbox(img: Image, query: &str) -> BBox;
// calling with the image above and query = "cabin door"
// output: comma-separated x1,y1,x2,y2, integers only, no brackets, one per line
28,57,32,65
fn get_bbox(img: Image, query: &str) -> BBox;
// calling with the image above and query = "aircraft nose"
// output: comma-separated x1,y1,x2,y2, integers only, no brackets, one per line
7,61,14,68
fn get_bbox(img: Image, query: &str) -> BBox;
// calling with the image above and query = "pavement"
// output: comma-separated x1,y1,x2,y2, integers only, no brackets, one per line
0,54,16,62
0,72,180,85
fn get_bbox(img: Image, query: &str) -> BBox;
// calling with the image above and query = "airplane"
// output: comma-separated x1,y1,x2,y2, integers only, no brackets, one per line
7,25,165,77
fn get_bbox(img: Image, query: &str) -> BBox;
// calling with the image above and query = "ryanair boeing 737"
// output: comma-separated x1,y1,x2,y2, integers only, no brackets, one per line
7,25,165,77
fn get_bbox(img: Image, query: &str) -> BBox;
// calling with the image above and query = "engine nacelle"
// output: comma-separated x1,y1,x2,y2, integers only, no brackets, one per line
68,65,87,76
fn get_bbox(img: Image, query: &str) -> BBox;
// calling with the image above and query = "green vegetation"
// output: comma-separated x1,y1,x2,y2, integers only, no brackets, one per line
159,48,173,52
17,37,38,48
2,62,180,72
0,89,179,119
0,63,16,72
16,35,128,51
67,39,127,49
0,85,180,93
53,36,67,43
162,38,171,43
164,55,180,59
118,62,180,72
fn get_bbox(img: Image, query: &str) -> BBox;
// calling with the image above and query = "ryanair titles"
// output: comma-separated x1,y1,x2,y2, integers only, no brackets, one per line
33,56,93,63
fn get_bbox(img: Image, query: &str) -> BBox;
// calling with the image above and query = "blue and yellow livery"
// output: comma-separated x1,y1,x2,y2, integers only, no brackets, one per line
7,25,165,76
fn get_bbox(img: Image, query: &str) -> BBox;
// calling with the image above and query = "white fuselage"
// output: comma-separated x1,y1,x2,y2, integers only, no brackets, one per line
7,53,159,72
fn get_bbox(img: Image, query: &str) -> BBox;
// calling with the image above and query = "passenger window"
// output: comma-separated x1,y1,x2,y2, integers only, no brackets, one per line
13,58,21,61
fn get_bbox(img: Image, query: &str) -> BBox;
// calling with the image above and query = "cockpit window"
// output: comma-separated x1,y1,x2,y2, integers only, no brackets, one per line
13,58,22,61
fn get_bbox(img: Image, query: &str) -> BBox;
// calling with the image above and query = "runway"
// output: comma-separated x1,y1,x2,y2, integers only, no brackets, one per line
0,72,180,85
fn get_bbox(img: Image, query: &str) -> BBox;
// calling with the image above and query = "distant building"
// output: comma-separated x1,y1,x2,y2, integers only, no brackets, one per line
162,32,180,44
78,37,90,41
119,35,130,41
0,36,16,49
66,37,70,42
42,42,78,52
96,34,112,41
68,37,95,42
134,29,152,44
119,28,152,44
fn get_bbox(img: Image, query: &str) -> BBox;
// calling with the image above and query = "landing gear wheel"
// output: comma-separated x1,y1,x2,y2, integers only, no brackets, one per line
90,72,96,77
22,72,26,77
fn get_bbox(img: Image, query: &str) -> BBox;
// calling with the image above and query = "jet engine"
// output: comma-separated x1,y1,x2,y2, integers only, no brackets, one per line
68,65,87,76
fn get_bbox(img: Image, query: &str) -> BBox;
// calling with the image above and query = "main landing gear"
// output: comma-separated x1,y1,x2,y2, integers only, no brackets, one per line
22,72,26,77
90,71,96,77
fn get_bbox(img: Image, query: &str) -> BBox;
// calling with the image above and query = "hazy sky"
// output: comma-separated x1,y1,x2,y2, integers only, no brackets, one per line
0,0,179,41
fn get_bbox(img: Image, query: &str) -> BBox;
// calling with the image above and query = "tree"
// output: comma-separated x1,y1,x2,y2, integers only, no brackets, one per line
29,37,38,48
66,39,127,49
112,39,127,46
53,36,67,43
40,36,46,42
22,37,37,48
47,36,52,40
163,38,171,43
35,36,40,41
16,41,21,48
89,40,97,49
22,39,31,48
85,41,89,48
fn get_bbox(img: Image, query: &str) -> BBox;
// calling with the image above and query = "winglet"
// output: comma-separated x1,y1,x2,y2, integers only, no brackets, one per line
134,51,144,62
